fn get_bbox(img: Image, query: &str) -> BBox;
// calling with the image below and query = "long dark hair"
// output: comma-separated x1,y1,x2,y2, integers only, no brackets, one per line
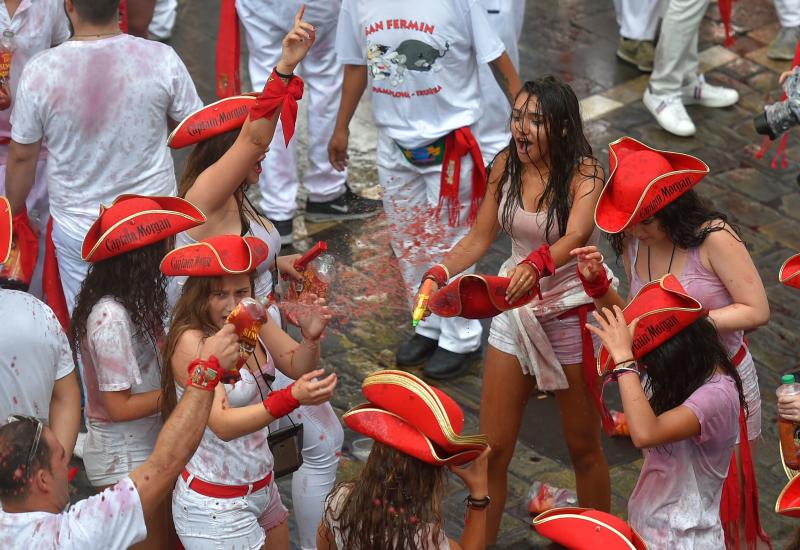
496,76,602,241
608,190,739,256
324,442,446,550
71,240,170,359
641,316,747,416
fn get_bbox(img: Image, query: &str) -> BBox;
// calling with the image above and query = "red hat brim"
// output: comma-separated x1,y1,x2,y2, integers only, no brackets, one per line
81,195,206,262
0,196,10,264
343,404,484,466
776,474,800,517
597,274,703,374
595,137,709,234
429,274,535,319
533,507,648,549
160,234,269,276
168,95,256,149
779,254,800,289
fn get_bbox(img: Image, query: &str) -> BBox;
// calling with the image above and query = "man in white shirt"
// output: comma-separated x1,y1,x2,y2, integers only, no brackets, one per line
4,0,202,313
0,324,239,549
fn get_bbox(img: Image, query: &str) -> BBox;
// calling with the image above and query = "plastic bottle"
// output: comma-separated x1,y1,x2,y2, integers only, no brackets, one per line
225,297,269,371
777,374,800,470
0,30,16,110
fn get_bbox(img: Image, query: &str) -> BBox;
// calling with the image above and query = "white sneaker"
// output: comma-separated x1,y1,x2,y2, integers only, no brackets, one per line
73,431,87,459
643,88,696,137
681,74,739,108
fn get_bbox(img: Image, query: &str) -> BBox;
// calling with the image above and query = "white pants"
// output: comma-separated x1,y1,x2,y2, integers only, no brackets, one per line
270,369,343,550
649,0,709,96
0,155,49,298
148,0,177,40
775,0,800,28
377,131,482,354
612,0,662,41
237,0,347,221
50,220,88,317
474,0,524,163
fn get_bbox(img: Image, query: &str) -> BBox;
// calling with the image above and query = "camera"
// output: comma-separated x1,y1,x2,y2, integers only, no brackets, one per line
754,69,800,140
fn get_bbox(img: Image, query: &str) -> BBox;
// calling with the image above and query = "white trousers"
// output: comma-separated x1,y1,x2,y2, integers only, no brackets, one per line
148,0,177,40
649,0,709,96
237,0,347,221
50,220,88,317
775,0,800,28
612,0,662,41
377,131,482,354
474,0,525,163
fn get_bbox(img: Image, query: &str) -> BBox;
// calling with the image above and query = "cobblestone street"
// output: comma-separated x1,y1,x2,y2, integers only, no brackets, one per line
70,0,800,546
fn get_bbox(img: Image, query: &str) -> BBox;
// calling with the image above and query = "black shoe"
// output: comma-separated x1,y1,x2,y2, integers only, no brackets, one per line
305,186,382,223
423,347,481,380
268,218,294,245
396,334,438,366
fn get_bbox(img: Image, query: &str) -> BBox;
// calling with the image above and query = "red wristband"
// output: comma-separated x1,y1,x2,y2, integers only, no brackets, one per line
519,244,555,279
249,69,304,146
576,265,611,298
263,384,300,418
422,264,448,287
186,356,224,391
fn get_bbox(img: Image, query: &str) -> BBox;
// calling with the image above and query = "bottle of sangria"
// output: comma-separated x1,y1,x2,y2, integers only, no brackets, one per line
777,374,800,470
0,30,16,111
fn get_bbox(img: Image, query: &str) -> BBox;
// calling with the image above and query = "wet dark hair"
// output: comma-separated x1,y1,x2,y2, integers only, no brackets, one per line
641,316,747,416
496,76,602,242
323,442,446,550
71,240,170,361
71,0,120,25
0,420,52,502
608,190,739,257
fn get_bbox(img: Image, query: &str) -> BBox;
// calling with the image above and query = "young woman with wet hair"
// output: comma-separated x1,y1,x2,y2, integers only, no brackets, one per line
418,76,612,543
571,137,770,548
70,194,206,548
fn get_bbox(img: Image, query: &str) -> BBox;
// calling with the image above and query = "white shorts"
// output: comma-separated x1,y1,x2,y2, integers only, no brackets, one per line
83,418,160,487
172,475,288,550
488,310,588,366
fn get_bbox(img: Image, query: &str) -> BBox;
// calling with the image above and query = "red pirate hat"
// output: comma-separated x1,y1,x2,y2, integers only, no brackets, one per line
779,254,800,289
776,474,800,518
533,507,648,549
428,274,536,319
81,195,206,262
168,95,256,149
595,137,709,234
0,196,10,264
596,274,703,375
362,370,488,454
160,234,269,276
343,404,484,466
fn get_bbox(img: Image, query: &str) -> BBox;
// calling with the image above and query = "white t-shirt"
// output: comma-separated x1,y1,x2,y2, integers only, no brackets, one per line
336,0,504,148
11,34,202,240
0,0,70,145
0,477,147,549
0,289,74,421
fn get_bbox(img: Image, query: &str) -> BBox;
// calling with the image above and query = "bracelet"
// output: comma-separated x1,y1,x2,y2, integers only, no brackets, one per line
274,66,294,79
607,366,640,382
263,384,301,418
519,244,555,280
614,358,635,366
186,356,224,391
464,495,491,510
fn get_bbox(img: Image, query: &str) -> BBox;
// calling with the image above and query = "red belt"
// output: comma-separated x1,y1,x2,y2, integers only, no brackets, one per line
181,469,272,498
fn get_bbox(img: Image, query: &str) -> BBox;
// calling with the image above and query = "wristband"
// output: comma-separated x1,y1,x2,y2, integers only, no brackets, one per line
464,495,491,509
249,68,304,146
614,358,635,367
274,67,294,79
186,356,224,391
576,264,611,299
263,383,301,418
422,264,449,287
519,244,555,280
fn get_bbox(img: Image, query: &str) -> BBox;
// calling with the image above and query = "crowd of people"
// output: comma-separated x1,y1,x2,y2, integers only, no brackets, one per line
0,0,798,549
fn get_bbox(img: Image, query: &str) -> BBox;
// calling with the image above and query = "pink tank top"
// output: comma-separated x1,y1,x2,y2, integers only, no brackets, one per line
627,239,743,355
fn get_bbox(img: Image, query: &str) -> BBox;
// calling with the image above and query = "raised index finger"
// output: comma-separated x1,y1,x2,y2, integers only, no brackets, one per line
295,4,305,26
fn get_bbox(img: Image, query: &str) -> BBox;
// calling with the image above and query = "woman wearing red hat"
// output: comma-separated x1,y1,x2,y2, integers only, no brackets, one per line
160,234,337,549
586,276,747,548
70,194,207,547
416,76,613,542
571,137,770,548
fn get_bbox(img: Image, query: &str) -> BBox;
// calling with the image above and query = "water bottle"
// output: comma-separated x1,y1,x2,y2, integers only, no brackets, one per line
777,374,800,470
0,30,16,110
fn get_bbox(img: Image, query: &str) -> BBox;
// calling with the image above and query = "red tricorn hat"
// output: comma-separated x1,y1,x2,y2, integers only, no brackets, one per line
168,95,256,149
81,195,206,263
595,137,709,234
160,235,269,276
779,254,800,289
428,274,536,319
0,196,10,264
533,507,648,549
776,474,800,518
596,274,703,375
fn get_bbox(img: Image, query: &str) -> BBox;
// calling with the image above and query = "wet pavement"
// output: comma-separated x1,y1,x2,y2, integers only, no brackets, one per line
70,0,800,546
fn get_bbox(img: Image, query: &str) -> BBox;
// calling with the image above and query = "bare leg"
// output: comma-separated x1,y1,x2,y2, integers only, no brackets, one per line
263,520,290,550
479,345,537,545
126,0,157,38
553,363,611,511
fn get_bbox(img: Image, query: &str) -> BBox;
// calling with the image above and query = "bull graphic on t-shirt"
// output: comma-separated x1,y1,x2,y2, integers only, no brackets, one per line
366,40,449,86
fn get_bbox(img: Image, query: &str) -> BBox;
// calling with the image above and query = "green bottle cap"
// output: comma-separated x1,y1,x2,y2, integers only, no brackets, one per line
782,374,796,385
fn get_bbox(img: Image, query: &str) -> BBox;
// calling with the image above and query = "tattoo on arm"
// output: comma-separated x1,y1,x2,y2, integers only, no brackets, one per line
490,62,513,106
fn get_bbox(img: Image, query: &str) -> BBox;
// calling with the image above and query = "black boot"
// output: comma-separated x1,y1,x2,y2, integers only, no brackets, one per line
396,334,438,366
423,347,481,380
